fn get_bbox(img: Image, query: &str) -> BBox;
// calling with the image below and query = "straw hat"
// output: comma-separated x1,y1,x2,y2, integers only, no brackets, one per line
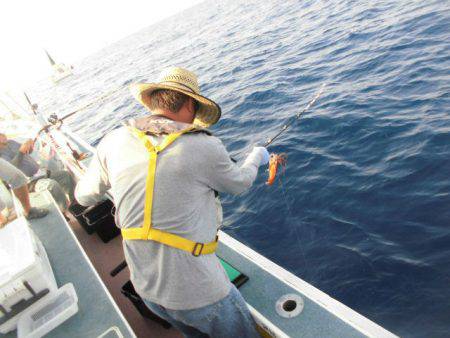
130,67,221,128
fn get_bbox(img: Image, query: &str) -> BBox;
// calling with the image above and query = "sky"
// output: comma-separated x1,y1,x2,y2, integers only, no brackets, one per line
0,0,203,93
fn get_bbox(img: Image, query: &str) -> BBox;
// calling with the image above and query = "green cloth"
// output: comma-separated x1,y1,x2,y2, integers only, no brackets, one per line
220,259,241,282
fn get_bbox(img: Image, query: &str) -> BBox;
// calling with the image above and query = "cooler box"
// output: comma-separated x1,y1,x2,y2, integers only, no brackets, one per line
0,217,57,334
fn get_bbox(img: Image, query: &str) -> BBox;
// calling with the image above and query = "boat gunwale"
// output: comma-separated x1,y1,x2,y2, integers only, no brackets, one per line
220,232,398,338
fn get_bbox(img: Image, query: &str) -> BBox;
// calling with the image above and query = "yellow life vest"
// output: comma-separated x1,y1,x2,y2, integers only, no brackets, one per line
120,127,219,256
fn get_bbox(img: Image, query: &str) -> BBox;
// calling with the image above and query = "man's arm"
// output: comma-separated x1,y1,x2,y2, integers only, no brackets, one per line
75,140,111,206
6,139,40,178
203,136,268,195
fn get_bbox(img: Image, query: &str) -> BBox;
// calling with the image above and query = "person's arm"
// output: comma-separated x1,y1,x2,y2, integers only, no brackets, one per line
203,136,269,195
8,139,40,178
74,139,111,206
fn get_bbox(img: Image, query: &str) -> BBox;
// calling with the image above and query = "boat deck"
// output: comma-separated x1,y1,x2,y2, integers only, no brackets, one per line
4,188,398,338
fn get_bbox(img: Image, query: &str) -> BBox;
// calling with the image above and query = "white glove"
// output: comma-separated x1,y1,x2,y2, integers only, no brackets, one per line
249,146,270,166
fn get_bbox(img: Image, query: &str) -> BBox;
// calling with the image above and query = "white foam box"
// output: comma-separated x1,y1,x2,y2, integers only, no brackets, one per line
0,217,57,334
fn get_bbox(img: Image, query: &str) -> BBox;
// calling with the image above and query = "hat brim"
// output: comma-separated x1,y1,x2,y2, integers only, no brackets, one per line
130,83,221,128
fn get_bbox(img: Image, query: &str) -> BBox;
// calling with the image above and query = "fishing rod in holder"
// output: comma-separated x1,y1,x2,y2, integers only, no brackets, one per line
23,92,87,164
24,87,125,141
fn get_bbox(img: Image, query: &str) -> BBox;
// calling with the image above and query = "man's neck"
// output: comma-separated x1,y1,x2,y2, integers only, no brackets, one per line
151,108,177,121
151,113,174,121
151,104,195,124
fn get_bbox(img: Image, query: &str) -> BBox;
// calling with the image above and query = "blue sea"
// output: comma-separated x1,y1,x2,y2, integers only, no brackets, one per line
31,0,450,337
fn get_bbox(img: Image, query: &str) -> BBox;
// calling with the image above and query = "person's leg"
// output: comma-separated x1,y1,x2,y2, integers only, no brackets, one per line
143,299,208,338
164,285,260,338
12,185,48,219
13,184,31,213
34,178,68,211
49,170,75,204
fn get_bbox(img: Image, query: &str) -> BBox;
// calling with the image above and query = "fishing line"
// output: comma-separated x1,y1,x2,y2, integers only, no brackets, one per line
262,83,327,281
278,172,310,279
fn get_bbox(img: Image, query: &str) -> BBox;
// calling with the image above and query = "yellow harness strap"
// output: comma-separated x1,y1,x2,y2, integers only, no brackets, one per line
121,127,218,256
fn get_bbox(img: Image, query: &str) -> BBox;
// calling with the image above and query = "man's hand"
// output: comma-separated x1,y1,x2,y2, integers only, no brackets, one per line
248,146,270,166
19,139,35,154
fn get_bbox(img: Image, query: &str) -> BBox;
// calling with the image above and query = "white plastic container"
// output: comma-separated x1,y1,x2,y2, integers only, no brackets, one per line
17,283,78,338
0,217,57,333
97,326,124,338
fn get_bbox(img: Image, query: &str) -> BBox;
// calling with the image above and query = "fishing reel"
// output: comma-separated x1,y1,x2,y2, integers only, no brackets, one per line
48,114,61,125
35,114,63,139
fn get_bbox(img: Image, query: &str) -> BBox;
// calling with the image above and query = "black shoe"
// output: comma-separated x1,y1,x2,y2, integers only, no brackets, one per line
26,207,49,220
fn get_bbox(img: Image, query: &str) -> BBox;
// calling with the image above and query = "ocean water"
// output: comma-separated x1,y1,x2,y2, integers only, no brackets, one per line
31,0,450,337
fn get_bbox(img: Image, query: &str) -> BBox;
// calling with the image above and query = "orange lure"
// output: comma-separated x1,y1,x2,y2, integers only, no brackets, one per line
266,153,287,185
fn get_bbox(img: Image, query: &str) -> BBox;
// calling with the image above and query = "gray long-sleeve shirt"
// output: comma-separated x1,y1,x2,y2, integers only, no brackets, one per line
75,125,262,310
0,140,40,177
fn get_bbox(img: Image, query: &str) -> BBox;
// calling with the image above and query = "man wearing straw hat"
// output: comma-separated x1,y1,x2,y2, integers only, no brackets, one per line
75,67,269,337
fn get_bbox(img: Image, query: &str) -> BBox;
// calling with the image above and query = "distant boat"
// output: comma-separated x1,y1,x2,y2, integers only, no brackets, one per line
45,50,73,83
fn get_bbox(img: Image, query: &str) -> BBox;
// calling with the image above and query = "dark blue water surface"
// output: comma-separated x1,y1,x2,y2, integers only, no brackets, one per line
32,0,450,336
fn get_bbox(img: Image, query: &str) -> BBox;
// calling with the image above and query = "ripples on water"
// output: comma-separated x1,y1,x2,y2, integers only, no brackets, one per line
32,0,450,336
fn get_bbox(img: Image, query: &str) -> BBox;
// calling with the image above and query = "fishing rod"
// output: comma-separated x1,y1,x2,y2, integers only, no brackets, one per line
0,97,23,120
24,87,124,141
24,92,87,164
264,83,327,147
23,92,38,116
23,92,51,142
5,91,30,116
263,83,327,185
54,86,124,123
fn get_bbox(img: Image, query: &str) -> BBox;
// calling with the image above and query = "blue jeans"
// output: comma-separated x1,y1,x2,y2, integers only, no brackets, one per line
143,285,260,338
